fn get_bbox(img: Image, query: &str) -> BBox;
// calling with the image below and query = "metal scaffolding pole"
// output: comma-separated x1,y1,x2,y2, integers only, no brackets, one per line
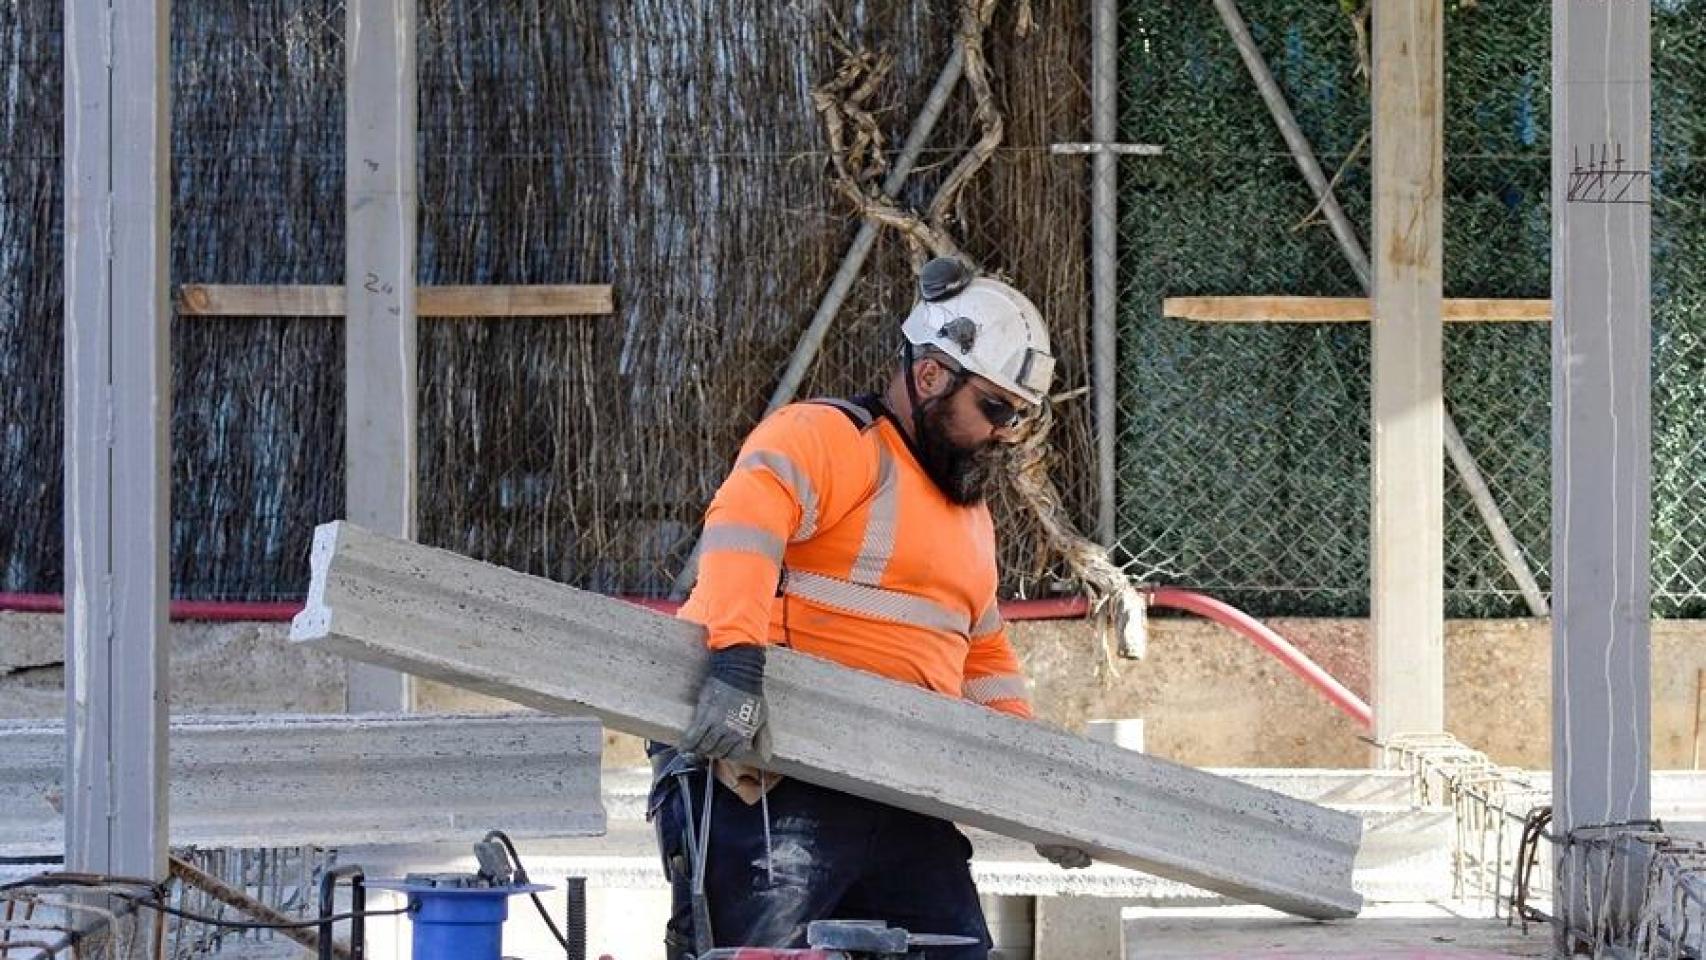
1090,0,1119,547
62,0,170,878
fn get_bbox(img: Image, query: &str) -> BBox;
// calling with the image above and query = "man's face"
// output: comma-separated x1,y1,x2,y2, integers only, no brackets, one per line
914,360,1031,506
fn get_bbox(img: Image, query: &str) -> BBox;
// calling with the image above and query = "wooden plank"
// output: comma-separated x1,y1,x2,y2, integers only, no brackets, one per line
1162,296,1551,323
291,522,1365,920
177,284,345,316
422,284,614,317
176,284,614,317
1371,0,1445,744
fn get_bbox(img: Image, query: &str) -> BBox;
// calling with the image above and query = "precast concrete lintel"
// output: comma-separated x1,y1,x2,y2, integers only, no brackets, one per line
0,714,605,855
290,522,1364,919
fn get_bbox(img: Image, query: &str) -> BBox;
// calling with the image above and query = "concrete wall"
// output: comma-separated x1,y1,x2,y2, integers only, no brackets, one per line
1014,616,1706,769
4,611,1702,769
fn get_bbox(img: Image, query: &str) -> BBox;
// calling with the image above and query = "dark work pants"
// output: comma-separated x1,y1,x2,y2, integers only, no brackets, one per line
647,750,992,959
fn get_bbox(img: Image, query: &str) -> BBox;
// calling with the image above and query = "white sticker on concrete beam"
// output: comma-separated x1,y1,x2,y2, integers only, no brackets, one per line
0,714,604,856
290,522,1364,918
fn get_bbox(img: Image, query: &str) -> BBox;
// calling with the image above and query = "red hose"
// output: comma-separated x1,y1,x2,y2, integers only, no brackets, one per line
0,593,308,622
1149,586,1373,729
0,587,1370,727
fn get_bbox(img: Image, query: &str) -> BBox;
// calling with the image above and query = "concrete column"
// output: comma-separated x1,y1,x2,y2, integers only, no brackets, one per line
1551,0,1652,950
62,0,171,877
1370,0,1445,743
344,0,419,711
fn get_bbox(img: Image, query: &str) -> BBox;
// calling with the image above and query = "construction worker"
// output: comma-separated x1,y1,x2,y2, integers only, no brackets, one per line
649,258,1089,960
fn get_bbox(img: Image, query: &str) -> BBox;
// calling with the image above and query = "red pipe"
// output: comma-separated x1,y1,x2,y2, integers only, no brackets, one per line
937,590,1371,727
0,593,307,622
1149,586,1373,729
0,587,1370,727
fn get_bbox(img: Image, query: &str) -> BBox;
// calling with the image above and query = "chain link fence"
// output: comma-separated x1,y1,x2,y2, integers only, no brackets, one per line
0,0,1701,616
1110,0,1704,618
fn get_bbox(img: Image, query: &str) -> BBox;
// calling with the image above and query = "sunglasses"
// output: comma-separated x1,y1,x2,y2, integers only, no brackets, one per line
966,382,1027,430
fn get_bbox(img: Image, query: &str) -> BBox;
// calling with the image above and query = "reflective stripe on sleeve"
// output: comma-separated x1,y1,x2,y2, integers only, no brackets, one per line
736,449,821,540
963,673,1030,706
782,570,971,635
700,523,785,565
969,604,1003,638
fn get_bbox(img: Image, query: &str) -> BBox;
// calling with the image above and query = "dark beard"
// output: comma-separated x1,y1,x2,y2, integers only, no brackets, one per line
915,398,1000,506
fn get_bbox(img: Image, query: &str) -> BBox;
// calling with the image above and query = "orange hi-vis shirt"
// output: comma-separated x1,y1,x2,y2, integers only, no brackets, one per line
678,397,1033,718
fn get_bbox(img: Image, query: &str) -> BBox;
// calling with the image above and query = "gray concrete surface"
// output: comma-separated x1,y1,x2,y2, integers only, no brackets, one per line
292,522,1364,918
0,615,347,718
0,612,60,673
0,714,604,855
1122,903,1552,959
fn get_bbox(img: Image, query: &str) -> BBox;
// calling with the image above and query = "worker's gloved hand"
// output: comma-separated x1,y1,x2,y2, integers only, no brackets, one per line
1035,843,1092,870
680,644,769,761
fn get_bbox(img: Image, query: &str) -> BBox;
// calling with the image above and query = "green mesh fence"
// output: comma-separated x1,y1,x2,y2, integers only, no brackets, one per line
1114,0,1704,618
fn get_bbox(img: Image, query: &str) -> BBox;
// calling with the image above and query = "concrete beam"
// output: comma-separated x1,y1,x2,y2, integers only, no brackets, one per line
1370,0,1446,744
0,714,604,855
344,0,419,712
1551,0,1653,948
62,0,171,879
291,522,1364,918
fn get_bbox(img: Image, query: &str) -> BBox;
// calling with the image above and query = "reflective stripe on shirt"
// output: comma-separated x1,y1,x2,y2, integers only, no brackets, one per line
782,569,971,635
969,604,1003,638
848,442,898,585
963,673,1030,705
736,449,820,540
700,522,785,565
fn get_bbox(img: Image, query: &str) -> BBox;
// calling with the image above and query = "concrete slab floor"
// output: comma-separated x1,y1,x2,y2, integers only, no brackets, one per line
1122,903,1553,959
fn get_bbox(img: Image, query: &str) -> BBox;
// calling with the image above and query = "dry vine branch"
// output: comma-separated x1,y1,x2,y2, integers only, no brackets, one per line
812,0,1149,676
1007,403,1149,678
925,0,1004,245
812,28,894,188
1344,0,1372,84
1292,127,1369,233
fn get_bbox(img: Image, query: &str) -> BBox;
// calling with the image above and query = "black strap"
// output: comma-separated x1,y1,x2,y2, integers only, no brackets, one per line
806,394,879,431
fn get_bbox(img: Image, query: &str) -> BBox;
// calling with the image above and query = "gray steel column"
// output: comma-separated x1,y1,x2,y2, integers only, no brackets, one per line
344,0,418,711
1552,0,1653,950
63,0,170,877
1090,0,1119,547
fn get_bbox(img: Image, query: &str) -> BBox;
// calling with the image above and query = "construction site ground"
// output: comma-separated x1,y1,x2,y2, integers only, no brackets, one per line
5,611,1704,958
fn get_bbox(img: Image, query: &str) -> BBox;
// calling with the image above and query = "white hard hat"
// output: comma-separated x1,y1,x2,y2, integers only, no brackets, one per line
901,261,1056,405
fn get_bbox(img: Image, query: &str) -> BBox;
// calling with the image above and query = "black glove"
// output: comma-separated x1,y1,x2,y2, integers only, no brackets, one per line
680,644,768,761
1035,843,1093,870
